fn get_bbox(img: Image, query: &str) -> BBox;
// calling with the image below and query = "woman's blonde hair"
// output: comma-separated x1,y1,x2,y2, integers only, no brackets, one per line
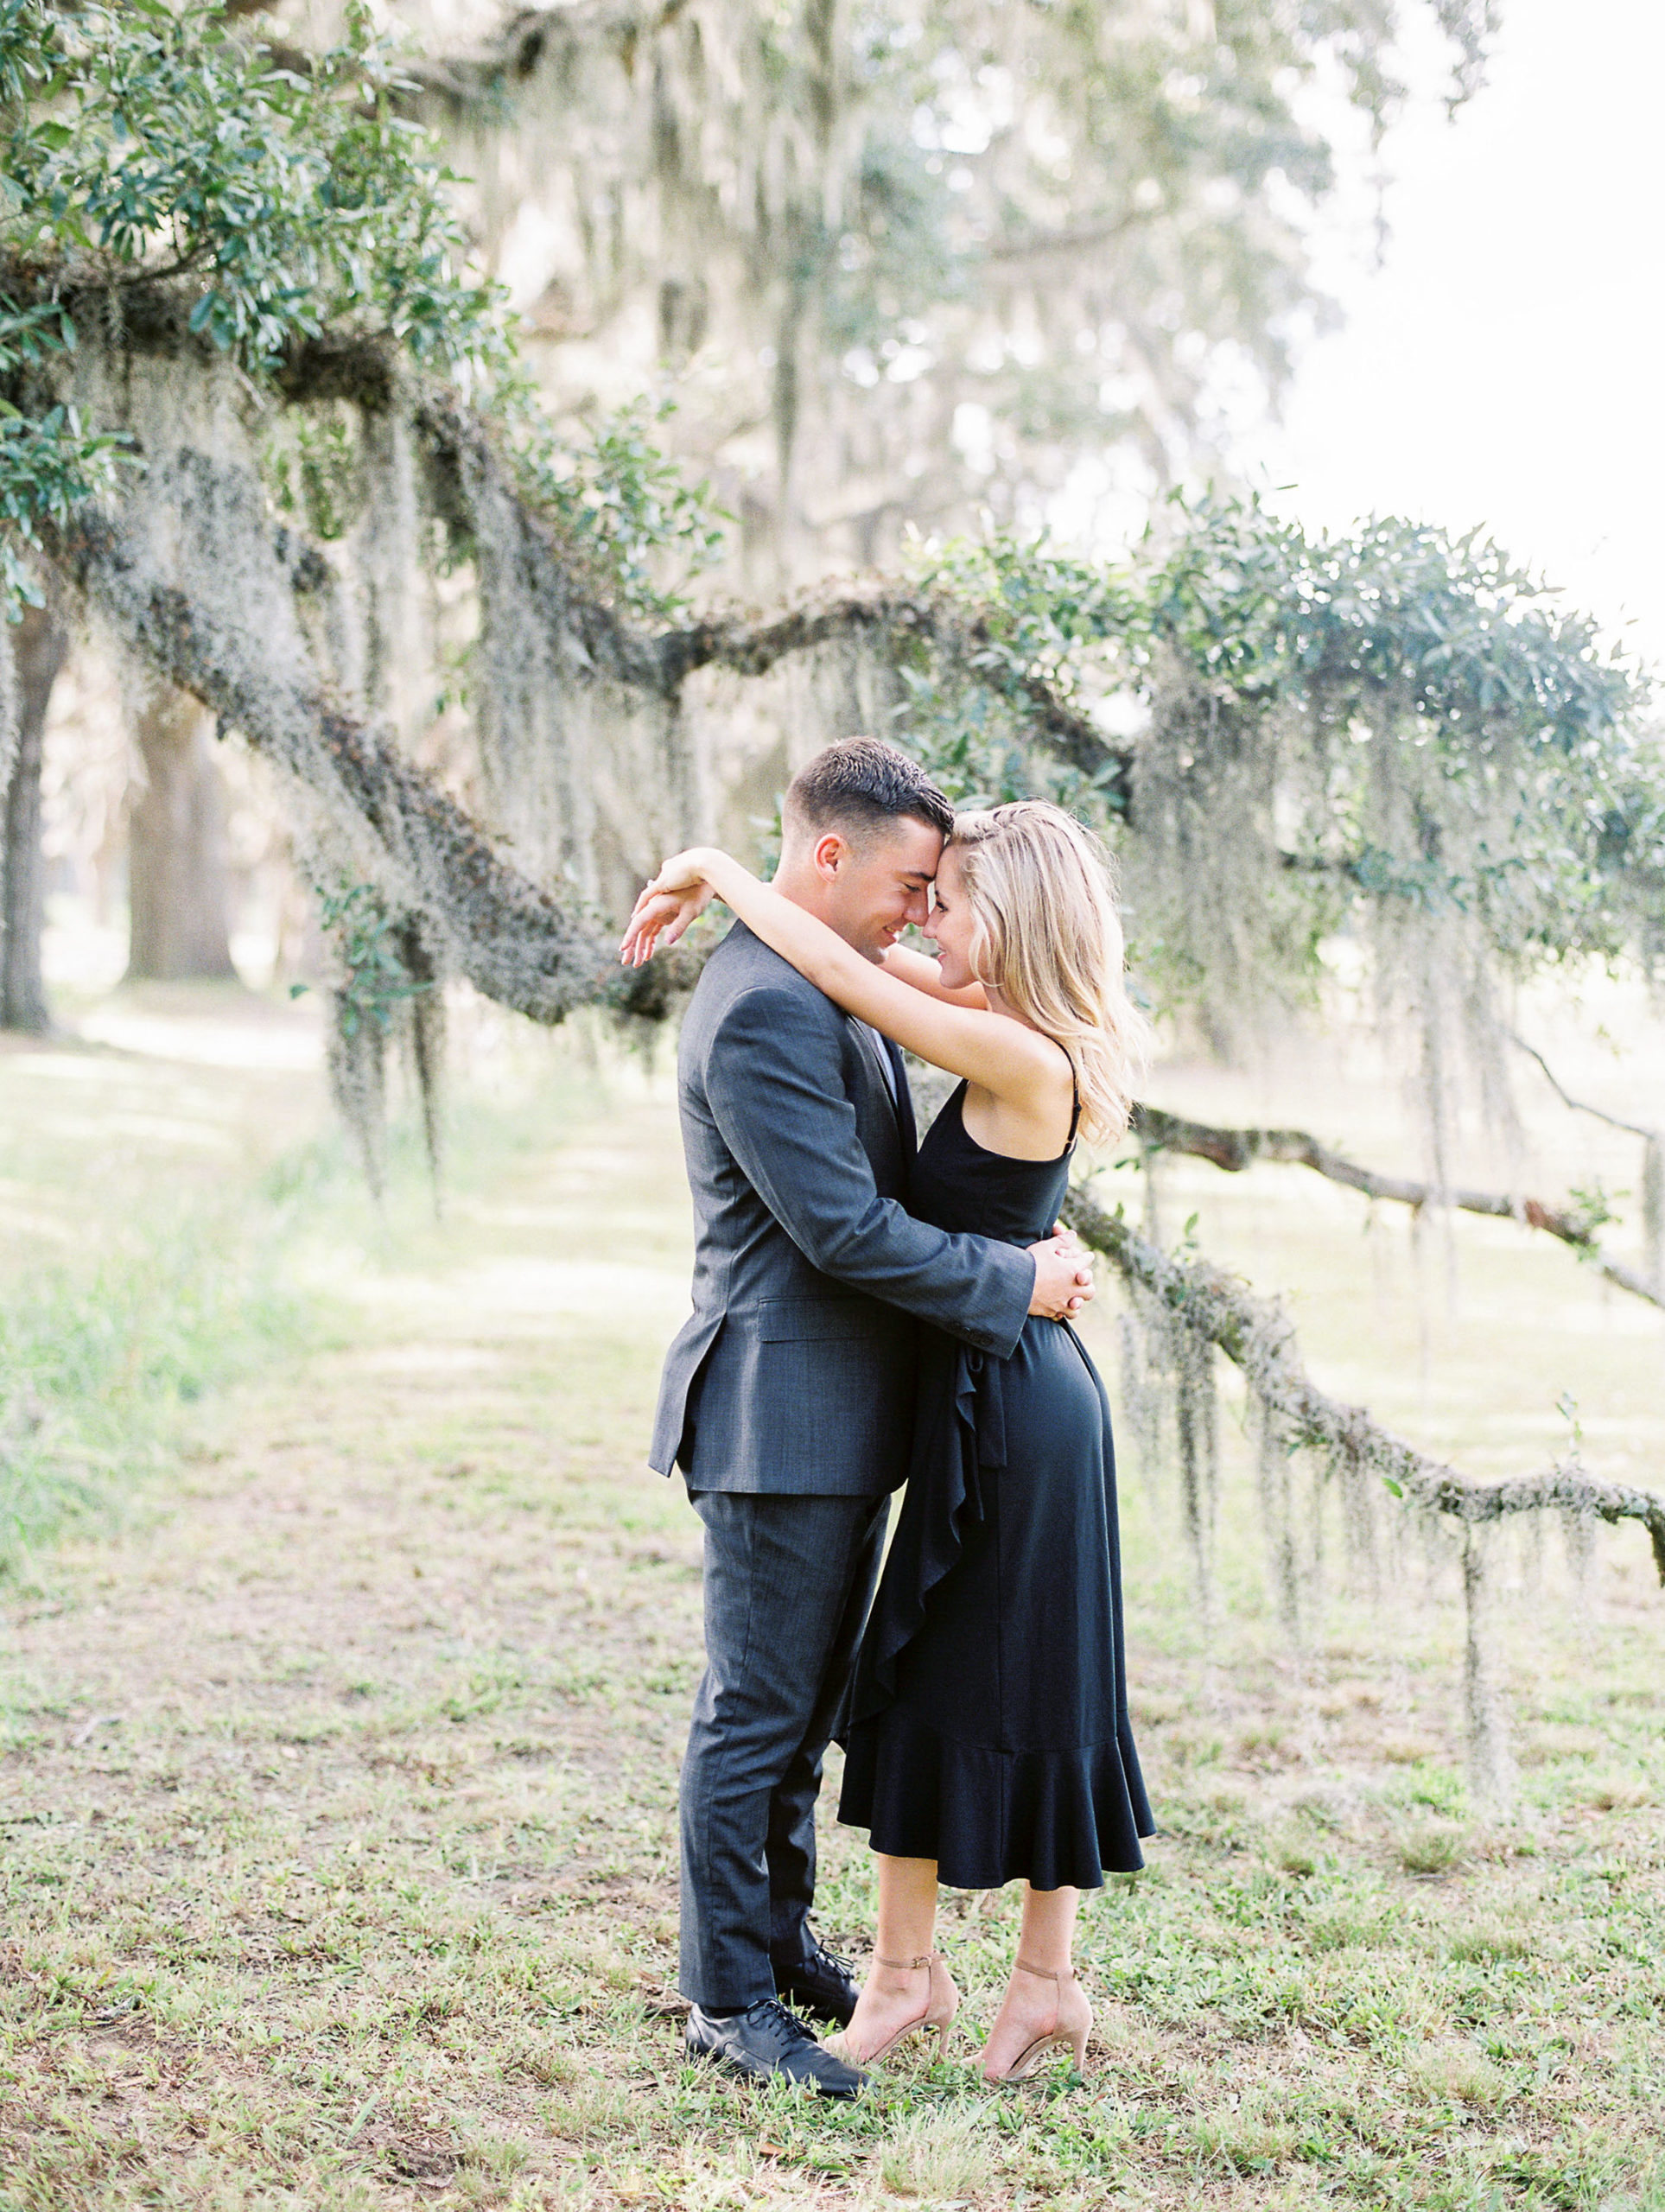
950,800,1148,1147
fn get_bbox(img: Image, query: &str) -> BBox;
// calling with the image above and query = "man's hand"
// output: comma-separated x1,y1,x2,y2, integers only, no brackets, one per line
1026,1224,1095,1319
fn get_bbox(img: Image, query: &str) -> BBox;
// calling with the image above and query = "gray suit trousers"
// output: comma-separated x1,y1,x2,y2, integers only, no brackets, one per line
679,1489,889,2010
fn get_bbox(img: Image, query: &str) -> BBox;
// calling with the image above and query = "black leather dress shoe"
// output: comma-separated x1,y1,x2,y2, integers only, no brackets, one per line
772,1937,859,2028
684,1999,867,2098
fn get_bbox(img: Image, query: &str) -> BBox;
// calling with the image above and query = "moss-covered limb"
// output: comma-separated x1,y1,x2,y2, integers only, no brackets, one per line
48,493,680,1028
10,294,1096,734
1061,1184,1665,1586
7,266,1122,802
1132,1104,1665,1313
666,592,1130,791
413,391,680,696
414,389,1131,789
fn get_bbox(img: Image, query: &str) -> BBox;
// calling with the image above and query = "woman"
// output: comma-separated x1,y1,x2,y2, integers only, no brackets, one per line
622,799,1153,2083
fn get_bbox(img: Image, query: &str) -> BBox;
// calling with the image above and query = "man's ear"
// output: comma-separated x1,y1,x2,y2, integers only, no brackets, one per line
811,832,848,880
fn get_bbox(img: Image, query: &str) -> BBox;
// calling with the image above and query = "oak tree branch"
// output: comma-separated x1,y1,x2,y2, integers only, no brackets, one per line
1061,1185,1665,1585
1132,1104,1665,1312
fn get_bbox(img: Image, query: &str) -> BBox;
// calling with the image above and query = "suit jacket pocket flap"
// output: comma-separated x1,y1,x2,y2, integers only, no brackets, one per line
755,1298,887,1343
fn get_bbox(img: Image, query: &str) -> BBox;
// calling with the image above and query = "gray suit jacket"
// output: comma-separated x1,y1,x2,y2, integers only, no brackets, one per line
650,921,1034,1494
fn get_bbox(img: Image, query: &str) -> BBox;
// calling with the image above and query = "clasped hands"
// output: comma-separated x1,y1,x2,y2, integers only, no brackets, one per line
1030,1224,1095,1322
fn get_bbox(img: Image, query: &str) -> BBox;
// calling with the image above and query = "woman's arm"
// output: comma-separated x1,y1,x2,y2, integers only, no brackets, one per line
622,848,1064,1107
880,941,988,1009
621,882,984,1007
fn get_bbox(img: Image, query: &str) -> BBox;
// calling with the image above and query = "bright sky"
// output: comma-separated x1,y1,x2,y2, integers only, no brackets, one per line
1260,0,1665,667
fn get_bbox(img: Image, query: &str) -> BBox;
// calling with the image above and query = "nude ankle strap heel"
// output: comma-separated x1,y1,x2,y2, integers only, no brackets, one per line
982,1957,1092,2083
829,1950,960,2066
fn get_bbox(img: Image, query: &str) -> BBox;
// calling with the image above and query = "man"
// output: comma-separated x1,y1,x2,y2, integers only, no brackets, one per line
644,740,1095,2097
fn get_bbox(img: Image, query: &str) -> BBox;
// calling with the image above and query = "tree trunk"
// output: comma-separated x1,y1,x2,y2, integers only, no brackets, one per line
1,600,70,1033
127,687,238,981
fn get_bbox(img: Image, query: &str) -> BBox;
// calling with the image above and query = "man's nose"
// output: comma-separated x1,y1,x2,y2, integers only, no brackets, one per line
904,887,930,926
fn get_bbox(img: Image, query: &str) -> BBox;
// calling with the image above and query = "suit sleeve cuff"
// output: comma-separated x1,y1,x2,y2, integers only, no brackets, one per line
974,1247,1035,1359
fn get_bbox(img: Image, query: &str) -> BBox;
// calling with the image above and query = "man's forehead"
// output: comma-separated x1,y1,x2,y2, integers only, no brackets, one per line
874,817,945,876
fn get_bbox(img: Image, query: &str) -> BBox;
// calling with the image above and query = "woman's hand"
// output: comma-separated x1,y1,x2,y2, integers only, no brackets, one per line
647,847,720,896
1026,1226,1096,1319
619,849,721,966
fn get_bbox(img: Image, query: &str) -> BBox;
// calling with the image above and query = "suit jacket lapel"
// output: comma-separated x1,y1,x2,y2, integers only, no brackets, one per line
883,1034,917,1160
848,1017,913,1160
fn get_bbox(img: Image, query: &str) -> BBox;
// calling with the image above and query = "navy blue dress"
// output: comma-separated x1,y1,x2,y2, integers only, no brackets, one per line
837,1082,1153,1890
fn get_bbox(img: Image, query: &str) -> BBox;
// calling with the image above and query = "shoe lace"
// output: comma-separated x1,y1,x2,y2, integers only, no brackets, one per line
753,1997,817,2049
804,1938,854,1976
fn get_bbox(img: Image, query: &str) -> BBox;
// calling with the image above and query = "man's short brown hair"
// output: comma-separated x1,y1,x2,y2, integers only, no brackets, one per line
783,738,954,847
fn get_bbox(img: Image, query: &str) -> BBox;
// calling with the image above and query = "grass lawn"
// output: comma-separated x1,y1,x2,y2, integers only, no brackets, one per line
1,991,1662,2211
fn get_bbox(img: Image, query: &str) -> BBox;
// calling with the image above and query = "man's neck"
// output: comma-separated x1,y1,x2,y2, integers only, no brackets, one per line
769,860,820,915
769,861,860,950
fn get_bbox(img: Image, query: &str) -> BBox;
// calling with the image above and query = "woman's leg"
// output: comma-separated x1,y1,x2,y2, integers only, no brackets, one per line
831,1853,954,2061
1014,1882,1078,1972
875,1851,939,1962
980,1883,1090,2079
